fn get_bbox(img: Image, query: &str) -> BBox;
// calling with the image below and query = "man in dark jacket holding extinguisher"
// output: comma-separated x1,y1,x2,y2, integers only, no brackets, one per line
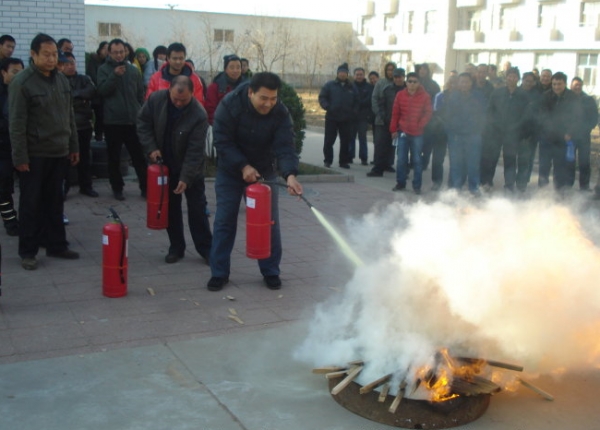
137,75,212,264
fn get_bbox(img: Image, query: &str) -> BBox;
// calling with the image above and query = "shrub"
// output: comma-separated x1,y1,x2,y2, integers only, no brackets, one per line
279,82,306,156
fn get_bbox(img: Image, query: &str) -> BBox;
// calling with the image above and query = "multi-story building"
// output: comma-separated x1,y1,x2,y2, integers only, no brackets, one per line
358,0,600,94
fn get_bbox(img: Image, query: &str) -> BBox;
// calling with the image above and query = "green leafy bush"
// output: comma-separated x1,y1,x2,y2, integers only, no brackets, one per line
279,82,306,156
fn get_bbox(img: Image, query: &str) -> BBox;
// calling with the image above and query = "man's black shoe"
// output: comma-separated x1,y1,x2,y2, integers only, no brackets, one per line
79,188,99,197
264,275,282,290
367,171,383,177
324,163,331,168
339,164,350,169
114,190,125,201
385,166,396,173
207,276,229,291
392,183,406,192
165,253,183,264
361,160,368,166
46,249,80,259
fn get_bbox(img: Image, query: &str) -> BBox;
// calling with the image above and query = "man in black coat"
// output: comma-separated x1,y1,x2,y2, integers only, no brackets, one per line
568,77,597,190
137,76,213,264
318,63,357,169
207,72,303,292
350,67,373,165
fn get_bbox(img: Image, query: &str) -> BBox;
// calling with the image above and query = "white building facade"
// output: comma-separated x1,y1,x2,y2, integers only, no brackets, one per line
357,0,600,94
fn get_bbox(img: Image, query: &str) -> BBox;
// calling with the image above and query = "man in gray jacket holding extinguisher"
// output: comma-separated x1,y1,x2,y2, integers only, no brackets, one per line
137,75,212,264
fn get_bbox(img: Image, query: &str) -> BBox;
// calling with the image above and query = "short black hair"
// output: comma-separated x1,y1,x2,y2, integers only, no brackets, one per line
240,58,249,64
353,67,365,74
170,75,194,92
506,67,520,79
153,45,167,59
489,64,498,72
249,72,281,92
0,35,15,45
167,42,186,58
552,72,567,83
0,57,24,72
30,33,56,54
368,71,379,78
63,51,75,61
57,38,72,50
108,38,126,51
458,72,475,87
406,72,419,80
522,72,535,81
572,76,583,85
96,41,108,55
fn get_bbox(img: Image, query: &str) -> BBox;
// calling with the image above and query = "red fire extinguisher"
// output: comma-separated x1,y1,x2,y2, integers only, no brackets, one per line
103,208,128,298
246,183,273,259
147,158,169,230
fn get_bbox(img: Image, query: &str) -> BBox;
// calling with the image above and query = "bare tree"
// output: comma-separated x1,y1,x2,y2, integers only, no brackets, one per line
244,17,295,76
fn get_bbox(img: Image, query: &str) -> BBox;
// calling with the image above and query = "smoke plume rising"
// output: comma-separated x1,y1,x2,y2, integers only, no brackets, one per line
295,192,600,389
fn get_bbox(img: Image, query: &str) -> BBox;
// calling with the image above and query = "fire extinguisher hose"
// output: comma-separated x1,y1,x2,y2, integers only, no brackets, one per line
109,207,126,284
156,157,165,222
260,180,313,209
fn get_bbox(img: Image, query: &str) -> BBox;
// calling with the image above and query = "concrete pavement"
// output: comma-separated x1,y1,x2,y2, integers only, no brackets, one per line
0,129,598,430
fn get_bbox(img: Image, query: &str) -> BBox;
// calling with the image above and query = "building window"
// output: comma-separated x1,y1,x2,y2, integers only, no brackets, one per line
384,15,394,32
534,53,554,71
578,53,598,87
499,6,517,30
425,10,437,34
214,29,234,43
537,4,557,28
403,11,414,33
98,22,121,37
460,9,481,31
466,53,479,64
580,2,600,27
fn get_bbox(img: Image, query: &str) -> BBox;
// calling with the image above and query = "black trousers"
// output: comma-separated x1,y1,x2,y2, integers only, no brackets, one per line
92,102,104,140
77,128,93,190
18,157,69,258
371,124,394,173
323,119,353,166
104,124,147,193
166,173,212,259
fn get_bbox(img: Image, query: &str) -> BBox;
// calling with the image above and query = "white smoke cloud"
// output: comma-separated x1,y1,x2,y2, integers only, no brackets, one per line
294,192,600,388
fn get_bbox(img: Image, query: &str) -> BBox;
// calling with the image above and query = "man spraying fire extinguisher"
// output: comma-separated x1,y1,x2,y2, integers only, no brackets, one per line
208,72,303,292
137,75,212,264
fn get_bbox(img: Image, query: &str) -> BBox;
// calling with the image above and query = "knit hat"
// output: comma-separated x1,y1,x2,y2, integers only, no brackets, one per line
223,54,241,70
337,62,349,73
134,47,150,62
393,67,406,77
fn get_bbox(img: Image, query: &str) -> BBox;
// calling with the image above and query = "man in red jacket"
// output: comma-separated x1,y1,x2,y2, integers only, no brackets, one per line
389,72,432,194
146,42,204,105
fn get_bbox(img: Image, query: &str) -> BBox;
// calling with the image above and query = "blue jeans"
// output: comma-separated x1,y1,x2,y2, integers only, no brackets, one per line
447,133,482,192
210,169,281,278
396,133,424,190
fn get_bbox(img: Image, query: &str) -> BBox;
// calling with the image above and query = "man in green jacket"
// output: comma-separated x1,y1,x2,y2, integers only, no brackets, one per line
97,38,147,201
137,76,212,264
9,33,80,270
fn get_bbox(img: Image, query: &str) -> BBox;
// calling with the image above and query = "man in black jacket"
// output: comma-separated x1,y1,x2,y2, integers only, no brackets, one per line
480,67,531,192
62,52,98,197
537,72,581,190
350,67,372,165
138,76,212,264
0,57,23,236
9,33,80,270
318,63,357,168
207,72,303,292
568,77,597,190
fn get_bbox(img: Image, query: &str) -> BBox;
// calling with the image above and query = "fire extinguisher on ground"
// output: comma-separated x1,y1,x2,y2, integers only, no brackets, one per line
246,183,273,259
102,208,128,298
147,157,169,230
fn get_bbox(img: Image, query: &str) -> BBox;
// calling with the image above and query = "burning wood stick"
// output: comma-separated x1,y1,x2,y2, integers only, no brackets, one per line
378,383,390,402
325,370,349,379
518,378,554,401
359,374,392,394
388,382,407,413
457,357,524,372
312,366,347,374
347,359,364,366
331,366,363,395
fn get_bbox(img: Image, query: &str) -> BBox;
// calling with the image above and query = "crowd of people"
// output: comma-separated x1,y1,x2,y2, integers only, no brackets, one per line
319,61,598,196
0,32,302,293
